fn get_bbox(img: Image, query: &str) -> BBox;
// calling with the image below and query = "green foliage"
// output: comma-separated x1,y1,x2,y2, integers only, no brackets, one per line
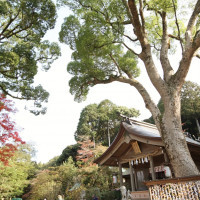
80,165,113,191
145,81,200,137
28,169,62,200
76,99,139,146
28,157,78,200
0,0,61,114
56,143,81,166
181,81,200,118
100,189,121,200
85,187,101,200
27,144,117,200
0,144,37,199
85,187,121,200
58,157,79,194
59,0,140,102
146,0,176,13
66,185,85,200
181,81,200,136
58,0,197,102
41,156,59,168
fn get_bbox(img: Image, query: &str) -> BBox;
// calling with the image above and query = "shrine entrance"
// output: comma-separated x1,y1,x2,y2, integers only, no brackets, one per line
94,118,200,199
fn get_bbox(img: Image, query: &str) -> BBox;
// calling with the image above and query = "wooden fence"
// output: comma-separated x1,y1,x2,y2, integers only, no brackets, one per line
145,175,200,200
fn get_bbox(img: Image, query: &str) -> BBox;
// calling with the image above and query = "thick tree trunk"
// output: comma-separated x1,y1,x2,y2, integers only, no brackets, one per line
158,92,200,177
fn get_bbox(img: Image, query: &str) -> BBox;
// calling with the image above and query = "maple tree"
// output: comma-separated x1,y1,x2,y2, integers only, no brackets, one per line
0,94,24,165
76,137,107,165
76,138,95,164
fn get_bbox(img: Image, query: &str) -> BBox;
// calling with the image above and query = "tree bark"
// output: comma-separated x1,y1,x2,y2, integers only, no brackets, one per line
158,90,199,177
127,0,200,177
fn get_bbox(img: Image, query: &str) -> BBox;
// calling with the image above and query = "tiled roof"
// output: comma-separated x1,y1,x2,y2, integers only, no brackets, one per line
94,119,200,166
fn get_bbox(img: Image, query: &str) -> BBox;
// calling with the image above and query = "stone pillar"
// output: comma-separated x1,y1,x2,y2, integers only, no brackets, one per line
129,161,136,191
118,162,123,186
149,156,156,180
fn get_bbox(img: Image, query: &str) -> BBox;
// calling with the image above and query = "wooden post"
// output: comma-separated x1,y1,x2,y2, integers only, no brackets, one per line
129,161,136,191
118,162,123,186
149,156,156,180
134,169,138,190
162,148,169,164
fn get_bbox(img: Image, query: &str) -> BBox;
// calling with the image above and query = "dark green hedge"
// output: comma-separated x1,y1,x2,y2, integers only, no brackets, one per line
85,188,121,200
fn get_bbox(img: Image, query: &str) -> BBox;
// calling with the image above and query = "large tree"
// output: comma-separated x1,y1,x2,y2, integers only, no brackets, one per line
59,0,200,177
75,99,139,146
0,0,60,114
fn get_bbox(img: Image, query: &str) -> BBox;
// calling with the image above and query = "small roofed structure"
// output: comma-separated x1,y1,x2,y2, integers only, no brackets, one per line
94,117,200,199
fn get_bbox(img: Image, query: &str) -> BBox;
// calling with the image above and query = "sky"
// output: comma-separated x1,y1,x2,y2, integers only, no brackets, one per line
13,6,200,163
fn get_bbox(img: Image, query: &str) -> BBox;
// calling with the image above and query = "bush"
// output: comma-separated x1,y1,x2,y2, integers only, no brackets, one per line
65,185,85,200
101,190,121,200
85,188,121,200
85,188,101,200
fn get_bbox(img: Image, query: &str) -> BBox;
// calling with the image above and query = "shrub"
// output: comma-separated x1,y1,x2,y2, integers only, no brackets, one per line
85,188,101,200
101,190,121,200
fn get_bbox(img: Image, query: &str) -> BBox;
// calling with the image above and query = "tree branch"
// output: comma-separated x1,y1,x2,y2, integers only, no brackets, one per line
128,0,144,44
168,34,182,41
195,54,200,59
88,75,162,131
128,0,165,96
139,0,145,33
109,20,132,25
1,10,20,36
185,0,200,49
93,41,118,49
172,0,183,52
109,54,122,76
36,55,54,62
174,0,200,88
160,12,174,82
0,85,26,100
122,42,139,56
0,71,18,79
123,34,138,42
121,0,135,27
77,0,108,19
2,24,32,40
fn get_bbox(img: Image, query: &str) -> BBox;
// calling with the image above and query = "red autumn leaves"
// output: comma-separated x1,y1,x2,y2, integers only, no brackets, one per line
0,94,24,165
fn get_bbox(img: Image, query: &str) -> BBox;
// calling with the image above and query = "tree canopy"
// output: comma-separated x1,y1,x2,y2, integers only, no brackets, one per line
0,0,61,114
75,99,139,146
59,0,200,177
56,143,81,166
